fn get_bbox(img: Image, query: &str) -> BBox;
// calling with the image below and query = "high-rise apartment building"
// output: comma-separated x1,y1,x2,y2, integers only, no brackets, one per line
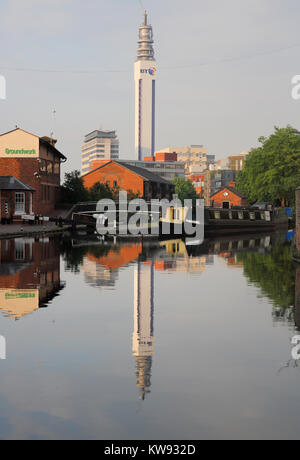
81,130,119,174
134,12,156,161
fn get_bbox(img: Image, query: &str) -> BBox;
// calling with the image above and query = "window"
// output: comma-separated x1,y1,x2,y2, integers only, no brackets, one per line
15,193,25,215
29,193,33,215
40,159,47,173
47,161,53,174
15,240,25,261
54,161,60,174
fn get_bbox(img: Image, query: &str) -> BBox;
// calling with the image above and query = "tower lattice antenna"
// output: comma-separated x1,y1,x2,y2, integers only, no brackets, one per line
51,108,56,142
138,0,144,11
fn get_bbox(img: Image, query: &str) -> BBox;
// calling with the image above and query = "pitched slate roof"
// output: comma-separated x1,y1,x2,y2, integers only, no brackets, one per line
0,176,35,192
210,186,247,199
83,160,173,185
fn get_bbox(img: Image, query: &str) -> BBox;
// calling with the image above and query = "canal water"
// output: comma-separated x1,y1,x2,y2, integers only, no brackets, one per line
0,231,299,440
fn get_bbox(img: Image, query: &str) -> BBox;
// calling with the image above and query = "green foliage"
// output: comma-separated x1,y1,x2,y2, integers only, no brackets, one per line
61,170,89,204
88,182,120,201
127,189,141,200
237,243,295,310
60,239,113,273
236,126,300,207
172,178,199,203
61,171,138,204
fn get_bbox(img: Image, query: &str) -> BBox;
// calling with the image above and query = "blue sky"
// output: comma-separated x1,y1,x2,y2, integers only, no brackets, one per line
0,0,300,174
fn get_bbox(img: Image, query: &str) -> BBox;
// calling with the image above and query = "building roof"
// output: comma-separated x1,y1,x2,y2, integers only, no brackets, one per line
39,137,67,161
84,130,118,143
83,160,173,185
0,128,67,161
0,176,35,192
210,186,247,199
0,127,40,139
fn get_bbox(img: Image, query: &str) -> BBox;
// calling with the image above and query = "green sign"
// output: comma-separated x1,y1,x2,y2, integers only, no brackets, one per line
5,292,36,299
5,148,36,155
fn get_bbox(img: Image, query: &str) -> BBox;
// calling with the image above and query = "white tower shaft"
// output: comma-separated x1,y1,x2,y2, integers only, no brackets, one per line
134,12,156,160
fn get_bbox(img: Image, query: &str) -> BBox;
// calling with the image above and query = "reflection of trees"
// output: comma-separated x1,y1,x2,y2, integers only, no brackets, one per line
60,240,114,273
237,244,296,311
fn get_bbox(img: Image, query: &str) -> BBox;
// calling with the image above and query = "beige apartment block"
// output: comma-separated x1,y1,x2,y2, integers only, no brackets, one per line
157,145,215,177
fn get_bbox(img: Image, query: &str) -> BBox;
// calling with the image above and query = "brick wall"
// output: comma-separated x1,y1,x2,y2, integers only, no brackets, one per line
0,158,60,215
211,188,247,208
83,162,145,197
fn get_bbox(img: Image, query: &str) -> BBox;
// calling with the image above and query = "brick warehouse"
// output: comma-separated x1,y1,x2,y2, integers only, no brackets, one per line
210,185,247,209
83,160,175,201
0,128,67,218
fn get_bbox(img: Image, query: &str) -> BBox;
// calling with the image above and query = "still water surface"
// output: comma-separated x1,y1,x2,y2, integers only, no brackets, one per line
0,231,299,440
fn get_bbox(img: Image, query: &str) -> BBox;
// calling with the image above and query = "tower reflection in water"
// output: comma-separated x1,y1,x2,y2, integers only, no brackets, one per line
0,237,64,319
132,261,154,401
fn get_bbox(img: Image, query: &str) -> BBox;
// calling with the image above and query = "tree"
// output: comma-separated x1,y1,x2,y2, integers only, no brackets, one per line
172,178,199,203
237,242,295,311
61,170,89,204
236,126,300,207
88,182,119,201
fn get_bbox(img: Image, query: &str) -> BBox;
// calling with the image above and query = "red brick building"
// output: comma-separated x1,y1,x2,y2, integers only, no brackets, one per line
83,160,175,201
0,128,67,217
210,186,247,209
144,152,178,163
189,174,205,197
0,177,35,223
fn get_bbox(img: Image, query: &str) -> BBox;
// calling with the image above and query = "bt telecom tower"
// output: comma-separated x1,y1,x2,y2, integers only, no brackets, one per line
134,11,156,161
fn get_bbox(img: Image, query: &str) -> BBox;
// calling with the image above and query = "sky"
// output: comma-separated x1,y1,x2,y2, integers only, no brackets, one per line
0,0,300,174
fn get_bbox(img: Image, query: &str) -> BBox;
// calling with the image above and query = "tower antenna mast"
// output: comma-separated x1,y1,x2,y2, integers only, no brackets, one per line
51,108,57,144
138,0,145,13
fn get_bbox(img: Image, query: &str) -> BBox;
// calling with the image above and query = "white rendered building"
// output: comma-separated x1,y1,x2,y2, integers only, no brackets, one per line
134,12,156,161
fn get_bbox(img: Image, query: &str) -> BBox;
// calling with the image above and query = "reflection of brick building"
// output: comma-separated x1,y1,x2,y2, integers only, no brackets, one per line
88,244,142,271
0,237,64,318
82,244,143,289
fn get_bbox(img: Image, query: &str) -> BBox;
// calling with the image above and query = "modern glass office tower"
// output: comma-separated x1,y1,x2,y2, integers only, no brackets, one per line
134,12,156,161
